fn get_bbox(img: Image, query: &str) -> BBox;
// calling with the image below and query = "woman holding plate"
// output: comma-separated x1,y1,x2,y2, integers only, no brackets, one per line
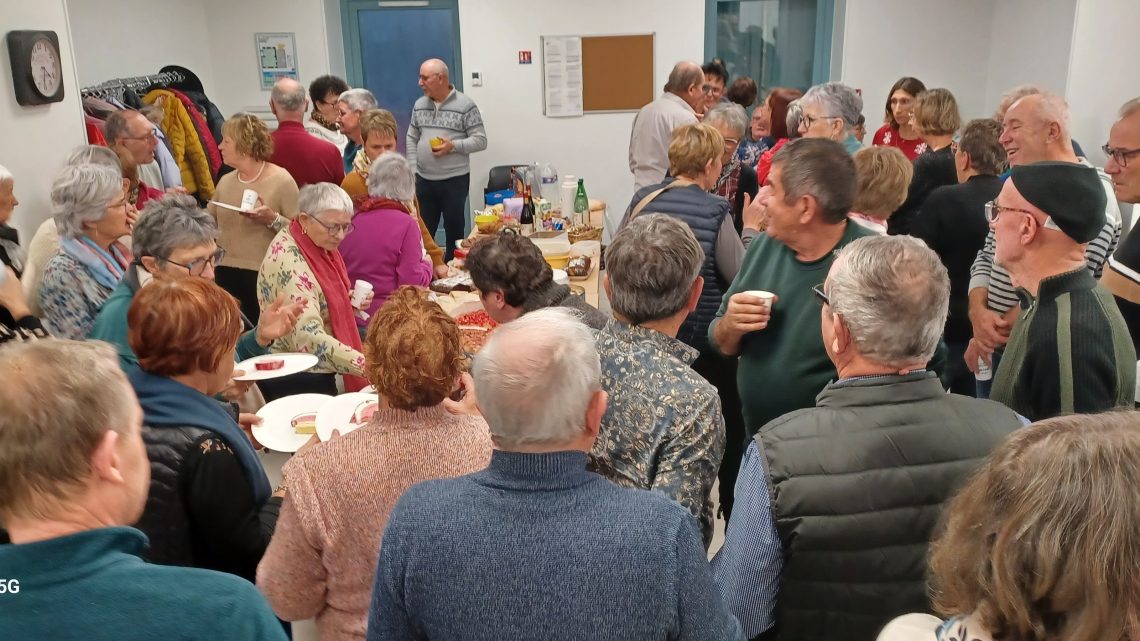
128,276,286,582
257,286,492,641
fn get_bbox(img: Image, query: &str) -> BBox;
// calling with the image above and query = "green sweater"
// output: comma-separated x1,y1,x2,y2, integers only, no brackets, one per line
991,267,1136,420
709,222,875,435
89,269,266,369
0,527,287,640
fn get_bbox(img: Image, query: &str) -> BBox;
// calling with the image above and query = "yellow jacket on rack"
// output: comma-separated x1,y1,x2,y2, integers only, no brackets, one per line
143,89,215,200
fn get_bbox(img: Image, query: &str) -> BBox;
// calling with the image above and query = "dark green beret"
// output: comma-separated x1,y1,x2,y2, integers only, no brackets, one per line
1009,161,1107,243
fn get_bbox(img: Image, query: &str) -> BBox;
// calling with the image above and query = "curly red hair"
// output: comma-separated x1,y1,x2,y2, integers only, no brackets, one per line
127,277,244,377
364,286,464,410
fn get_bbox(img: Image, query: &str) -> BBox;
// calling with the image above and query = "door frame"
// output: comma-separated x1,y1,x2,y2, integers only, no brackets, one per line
341,0,464,92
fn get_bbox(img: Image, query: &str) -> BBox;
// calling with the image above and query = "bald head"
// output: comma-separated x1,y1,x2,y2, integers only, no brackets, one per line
422,58,449,79
665,61,703,95
271,78,308,121
418,59,452,102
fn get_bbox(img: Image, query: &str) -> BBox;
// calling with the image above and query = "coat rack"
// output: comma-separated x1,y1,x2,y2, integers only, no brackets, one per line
80,70,186,100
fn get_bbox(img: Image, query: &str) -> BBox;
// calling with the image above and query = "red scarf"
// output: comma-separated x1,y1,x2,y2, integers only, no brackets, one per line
353,196,411,216
288,219,368,392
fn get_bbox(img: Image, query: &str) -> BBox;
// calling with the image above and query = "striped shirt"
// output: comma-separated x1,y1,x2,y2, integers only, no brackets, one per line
969,162,1121,313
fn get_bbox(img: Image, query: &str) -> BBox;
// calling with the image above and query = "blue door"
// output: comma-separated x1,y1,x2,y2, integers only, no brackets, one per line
344,0,463,154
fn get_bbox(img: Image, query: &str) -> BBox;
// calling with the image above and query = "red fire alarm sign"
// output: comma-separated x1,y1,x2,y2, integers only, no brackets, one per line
518,50,532,64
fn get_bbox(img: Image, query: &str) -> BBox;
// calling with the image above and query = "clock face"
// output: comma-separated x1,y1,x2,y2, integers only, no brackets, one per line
29,37,61,97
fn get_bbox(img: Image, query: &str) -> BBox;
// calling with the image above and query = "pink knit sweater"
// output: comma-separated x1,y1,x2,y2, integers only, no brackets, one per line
256,404,493,640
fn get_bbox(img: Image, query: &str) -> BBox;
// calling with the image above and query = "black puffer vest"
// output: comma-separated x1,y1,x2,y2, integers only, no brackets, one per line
135,424,213,568
629,179,730,354
757,372,1020,641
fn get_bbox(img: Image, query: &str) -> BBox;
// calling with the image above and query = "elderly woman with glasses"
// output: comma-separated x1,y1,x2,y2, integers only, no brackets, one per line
258,182,368,395
38,163,134,339
705,102,759,236
339,153,434,329
797,82,864,154
90,195,302,370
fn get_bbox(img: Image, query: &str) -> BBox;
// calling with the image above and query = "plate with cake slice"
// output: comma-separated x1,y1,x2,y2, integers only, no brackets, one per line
253,393,334,452
233,353,320,382
315,391,381,441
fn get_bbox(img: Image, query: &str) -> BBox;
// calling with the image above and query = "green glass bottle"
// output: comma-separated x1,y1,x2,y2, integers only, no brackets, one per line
573,178,589,226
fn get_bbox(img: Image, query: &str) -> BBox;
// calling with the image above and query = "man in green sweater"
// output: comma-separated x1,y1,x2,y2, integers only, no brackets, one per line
0,340,287,641
709,138,875,436
990,161,1136,420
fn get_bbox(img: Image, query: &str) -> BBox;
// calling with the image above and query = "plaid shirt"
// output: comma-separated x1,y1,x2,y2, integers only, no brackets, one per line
588,320,726,546
713,159,742,205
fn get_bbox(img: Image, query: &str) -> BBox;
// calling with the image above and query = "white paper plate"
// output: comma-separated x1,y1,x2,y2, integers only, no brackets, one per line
253,393,333,452
233,353,320,381
209,200,249,213
314,392,380,441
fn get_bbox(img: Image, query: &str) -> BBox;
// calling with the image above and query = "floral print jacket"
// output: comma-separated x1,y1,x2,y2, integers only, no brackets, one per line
256,229,365,377
588,320,726,546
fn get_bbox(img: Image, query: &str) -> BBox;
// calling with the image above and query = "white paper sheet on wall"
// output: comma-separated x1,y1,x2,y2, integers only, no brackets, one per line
542,36,583,117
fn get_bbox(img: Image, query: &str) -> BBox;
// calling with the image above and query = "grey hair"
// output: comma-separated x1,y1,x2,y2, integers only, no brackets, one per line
786,100,804,139
772,137,856,223
51,163,125,239
103,110,142,145
827,235,949,367
338,88,377,113
132,195,218,260
801,82,863,130
474,307,601,449
271,79,308,111
705,102,748,137
1121,97,1140,118
424,58,449,78
64,144,122,170
664,61,704,94
1018,91,1072,141
298,182,354,218
607,214,704,324
0,164,11,184
994,84,1044,120
367,154,416,201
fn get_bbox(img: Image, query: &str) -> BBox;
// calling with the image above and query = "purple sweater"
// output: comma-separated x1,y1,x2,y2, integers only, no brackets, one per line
340,206,433,326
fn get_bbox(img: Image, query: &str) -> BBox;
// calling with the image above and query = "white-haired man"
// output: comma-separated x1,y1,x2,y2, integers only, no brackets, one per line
591,214,725,546
269,77,344,187
408,58,487,261
712,235,1021,641
0,341,287,641
367,308,743,641
1101,97,1140,345
967,92,1121,394
629,61,706,191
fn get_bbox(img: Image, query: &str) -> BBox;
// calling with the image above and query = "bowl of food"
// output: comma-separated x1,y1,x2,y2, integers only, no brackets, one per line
474,213,501,234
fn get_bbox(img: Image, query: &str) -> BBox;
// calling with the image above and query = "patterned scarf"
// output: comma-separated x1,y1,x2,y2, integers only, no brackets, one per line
352,148,371,178
714,157,742,200
60,235,132,289
311,108,339,132
288,219,368,392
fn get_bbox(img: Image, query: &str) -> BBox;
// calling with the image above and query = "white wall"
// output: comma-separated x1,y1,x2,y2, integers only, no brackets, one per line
66,0,215,95
0,0,86,239
1066,0,1140,166
457,0,705,216
983,0,1077,115
837,0,996,125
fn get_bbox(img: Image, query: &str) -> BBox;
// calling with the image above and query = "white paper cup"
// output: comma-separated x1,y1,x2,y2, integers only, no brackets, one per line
351,280,374,308
742,290,775,308
240,189,259,212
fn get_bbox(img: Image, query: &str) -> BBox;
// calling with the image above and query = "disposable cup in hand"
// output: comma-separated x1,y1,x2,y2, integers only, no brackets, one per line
240,189,259,212
351,280,373,308
742,290,775,308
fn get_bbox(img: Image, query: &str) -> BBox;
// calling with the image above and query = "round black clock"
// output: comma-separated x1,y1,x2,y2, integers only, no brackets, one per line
7,30,65,106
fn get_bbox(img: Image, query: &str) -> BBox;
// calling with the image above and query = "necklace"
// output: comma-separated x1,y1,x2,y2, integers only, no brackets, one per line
237,162,266,184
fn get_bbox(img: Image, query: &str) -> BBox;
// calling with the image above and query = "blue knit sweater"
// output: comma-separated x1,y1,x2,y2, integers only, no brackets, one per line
368,450,743,641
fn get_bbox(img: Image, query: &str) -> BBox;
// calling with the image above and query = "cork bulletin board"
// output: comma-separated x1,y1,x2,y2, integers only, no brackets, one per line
542,33,655,116
581,34,655,112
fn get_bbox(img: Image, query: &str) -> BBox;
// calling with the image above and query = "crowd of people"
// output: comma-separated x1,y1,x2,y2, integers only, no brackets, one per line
1,51,1140,641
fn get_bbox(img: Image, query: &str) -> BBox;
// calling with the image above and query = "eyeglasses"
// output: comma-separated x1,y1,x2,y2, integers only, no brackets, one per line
723,137,741,147
1102,144,1140,168
164,247,226,276
811,283,829,306
984,200,1062,231
801,114,841,129
701,84,715,94
122,131,157,142
309,215,355,236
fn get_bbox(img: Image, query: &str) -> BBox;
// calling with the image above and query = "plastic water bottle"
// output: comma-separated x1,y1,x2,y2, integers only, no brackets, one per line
975,357,992,382
540,163,559,202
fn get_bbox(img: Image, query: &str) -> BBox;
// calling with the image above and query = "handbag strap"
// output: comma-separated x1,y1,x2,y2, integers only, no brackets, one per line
629,178,696,219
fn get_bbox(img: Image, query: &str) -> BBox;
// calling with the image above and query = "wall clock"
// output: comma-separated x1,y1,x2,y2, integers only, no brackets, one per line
7,30,65,106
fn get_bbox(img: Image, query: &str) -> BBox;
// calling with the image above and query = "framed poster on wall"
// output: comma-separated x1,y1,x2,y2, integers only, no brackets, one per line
256,32,299,89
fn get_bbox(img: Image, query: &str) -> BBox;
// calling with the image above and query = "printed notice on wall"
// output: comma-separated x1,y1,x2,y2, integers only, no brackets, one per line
541,36,583,117
256,33,299,90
